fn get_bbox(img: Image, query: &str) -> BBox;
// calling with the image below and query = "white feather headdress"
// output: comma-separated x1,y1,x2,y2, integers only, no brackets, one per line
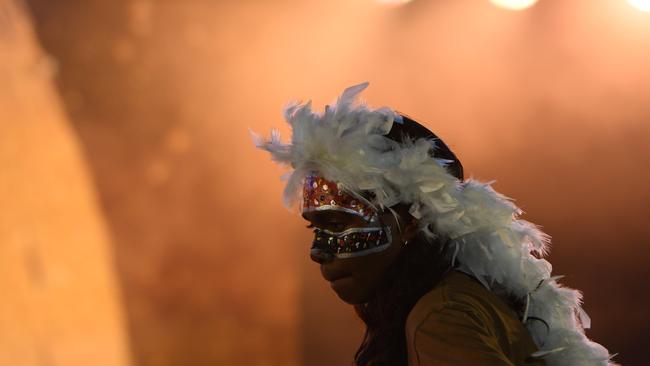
250,82,616,366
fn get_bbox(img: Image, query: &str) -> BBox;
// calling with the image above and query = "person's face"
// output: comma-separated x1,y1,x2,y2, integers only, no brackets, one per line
302,204,418,304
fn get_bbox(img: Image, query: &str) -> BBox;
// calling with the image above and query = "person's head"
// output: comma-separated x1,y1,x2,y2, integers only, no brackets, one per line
301,114,464,305
252,82,466,364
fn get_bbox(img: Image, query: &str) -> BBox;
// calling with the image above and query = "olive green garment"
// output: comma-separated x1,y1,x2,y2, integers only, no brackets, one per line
406,270,545,366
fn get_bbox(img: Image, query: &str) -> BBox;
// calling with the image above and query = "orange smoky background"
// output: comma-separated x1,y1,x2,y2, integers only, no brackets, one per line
1,0,648,365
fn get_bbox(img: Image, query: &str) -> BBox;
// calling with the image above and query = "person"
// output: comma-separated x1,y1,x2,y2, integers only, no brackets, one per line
251,82,615,366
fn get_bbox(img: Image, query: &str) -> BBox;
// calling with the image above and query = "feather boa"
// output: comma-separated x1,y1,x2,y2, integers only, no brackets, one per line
250,82,616,366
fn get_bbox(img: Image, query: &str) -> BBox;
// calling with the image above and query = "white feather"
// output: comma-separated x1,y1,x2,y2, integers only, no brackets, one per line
251,82,616,366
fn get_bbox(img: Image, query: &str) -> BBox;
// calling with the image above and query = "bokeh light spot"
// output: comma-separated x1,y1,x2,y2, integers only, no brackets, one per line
628,0,650,12
489,0,538,10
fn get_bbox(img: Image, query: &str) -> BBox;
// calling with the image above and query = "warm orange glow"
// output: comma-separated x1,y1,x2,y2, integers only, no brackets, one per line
8,0,649,365
377,0,414,5
489,0,538,10
628,0,650,12
1,1,133,365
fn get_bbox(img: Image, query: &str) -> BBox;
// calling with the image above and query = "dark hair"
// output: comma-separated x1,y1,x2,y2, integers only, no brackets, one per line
353,114,464,366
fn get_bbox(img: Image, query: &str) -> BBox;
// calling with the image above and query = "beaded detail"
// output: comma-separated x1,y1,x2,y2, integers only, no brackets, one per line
302,173,379,223
311,226,392,258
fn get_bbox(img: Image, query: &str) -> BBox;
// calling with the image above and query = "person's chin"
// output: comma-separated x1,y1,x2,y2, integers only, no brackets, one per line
329,277,368,305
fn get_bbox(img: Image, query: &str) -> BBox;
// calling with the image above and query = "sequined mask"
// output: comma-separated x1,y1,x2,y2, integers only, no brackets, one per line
304,173,392,258
302,173,379,223
311,226,392,258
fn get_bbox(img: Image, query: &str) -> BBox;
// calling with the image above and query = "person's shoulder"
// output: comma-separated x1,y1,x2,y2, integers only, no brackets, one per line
406,269,497,332
405,270,545,366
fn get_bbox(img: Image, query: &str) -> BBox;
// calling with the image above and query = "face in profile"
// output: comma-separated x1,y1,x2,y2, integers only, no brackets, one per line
302,205,417,305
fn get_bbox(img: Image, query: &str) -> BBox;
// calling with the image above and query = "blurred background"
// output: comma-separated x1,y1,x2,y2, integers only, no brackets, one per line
1,0,649,365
